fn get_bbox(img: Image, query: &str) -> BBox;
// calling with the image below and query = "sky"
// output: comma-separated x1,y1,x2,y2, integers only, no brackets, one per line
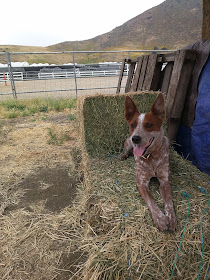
1,0,165,47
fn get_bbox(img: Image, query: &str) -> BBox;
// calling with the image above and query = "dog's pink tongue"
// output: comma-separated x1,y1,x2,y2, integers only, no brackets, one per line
134,145,146,157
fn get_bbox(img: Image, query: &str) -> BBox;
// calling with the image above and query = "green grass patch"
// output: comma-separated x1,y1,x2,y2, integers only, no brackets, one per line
7,111,20,119
67,114,76,121
0,98,77,119
47,128,71,145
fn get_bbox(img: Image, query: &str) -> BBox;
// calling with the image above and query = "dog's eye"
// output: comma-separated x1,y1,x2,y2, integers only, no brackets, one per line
146,123,153,128
131,123,136,128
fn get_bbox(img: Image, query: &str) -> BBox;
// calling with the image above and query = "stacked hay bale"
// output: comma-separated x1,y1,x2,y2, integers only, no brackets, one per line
77,92,210,280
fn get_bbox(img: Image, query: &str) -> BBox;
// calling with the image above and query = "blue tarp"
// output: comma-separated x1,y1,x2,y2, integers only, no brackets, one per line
175,56,210,175
191,55,210,174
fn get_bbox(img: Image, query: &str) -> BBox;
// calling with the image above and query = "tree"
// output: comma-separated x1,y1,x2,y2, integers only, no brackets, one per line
202,0,210,39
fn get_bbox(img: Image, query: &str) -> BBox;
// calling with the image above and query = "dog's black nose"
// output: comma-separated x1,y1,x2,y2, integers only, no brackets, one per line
132,135,141,144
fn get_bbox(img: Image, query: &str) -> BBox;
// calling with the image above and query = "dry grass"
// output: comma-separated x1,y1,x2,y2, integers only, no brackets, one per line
0,103,86,280
1,208,82,279
0,92,209,280
77,153,210,279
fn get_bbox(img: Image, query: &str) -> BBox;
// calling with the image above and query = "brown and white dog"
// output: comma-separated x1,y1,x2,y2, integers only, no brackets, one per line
122,93,177,232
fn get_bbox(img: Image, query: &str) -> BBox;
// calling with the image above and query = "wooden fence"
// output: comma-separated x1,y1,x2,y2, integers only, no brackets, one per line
0,69,128,82
116,49,197,141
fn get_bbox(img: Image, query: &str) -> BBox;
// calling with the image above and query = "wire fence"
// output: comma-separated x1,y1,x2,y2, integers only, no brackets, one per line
0,50,175,99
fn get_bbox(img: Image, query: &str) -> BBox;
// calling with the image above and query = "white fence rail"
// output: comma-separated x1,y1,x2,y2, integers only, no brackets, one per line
0,72,24,81
38,69,123,79
0,69,126,82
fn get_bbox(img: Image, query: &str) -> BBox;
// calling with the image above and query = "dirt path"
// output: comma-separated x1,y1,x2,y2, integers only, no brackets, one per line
0,76,127,100
0,109,84,280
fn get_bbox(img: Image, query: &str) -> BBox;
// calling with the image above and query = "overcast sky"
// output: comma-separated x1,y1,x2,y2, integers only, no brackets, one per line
1,0,165,47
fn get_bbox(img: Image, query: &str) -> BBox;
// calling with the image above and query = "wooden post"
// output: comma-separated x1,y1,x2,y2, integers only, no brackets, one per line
131,56,143,91
116,59,126,93
137,56,149,91
166,50,197,141
161,62,173,94
202,0,210,39
125,61,136,93
142,54,159,90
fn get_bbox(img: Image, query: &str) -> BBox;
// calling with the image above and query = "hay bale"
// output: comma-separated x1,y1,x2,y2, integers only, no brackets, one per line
77,92,210,279
82,92,158,157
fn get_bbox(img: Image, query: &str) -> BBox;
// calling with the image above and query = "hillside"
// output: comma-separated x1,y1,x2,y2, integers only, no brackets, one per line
50,0,202,52
0,0,202,64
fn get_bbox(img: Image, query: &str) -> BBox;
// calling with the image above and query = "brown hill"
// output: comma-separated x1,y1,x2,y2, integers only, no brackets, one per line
50,0,202,52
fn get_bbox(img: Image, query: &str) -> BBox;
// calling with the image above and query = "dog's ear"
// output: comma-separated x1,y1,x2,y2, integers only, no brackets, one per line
125,96,139,122
150,93,165,120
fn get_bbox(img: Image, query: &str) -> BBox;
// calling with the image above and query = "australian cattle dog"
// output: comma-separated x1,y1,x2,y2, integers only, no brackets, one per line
122,93,177,232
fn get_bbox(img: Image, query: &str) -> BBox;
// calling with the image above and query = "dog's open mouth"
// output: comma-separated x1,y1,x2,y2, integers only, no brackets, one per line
133,137,154,157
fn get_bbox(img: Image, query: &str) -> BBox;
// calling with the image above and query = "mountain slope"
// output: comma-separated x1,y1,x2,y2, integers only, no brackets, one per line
50,0,202,51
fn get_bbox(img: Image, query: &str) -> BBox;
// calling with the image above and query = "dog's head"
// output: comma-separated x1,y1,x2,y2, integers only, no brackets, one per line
125,93,165,158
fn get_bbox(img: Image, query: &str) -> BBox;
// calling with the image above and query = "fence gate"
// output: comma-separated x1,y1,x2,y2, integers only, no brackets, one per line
0,50,175,99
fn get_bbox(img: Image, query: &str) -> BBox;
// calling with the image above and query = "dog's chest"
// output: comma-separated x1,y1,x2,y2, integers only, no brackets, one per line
135,158,157,178
135,149,168,179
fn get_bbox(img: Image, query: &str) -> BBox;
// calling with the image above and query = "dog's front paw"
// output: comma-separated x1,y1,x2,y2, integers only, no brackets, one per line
120,150,133,161
165,205,177,232
152,212,169,232
120,153,129,161
168,212,177,232
120,139,133,160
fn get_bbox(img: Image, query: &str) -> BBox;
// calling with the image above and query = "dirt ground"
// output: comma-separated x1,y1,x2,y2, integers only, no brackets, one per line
0,108,84,279
0,76,127,100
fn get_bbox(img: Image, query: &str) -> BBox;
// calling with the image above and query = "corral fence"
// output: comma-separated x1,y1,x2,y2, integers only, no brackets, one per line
0,50,175,99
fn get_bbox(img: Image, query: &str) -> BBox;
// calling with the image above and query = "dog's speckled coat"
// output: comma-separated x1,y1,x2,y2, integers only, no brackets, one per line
122,93,177,232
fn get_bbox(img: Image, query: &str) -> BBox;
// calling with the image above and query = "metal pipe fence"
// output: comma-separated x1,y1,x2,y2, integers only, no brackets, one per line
0,50,175,99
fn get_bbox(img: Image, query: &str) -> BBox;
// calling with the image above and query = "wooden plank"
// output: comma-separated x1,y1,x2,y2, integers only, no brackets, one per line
137,56,149,91
131,56,144,91
142,54,158,90
157,51,196,63
161,62,174,94
166,119,180,144
171,59,196,118
166,49,197,141
125,62,136,93
157,53,175,63
202,0,210,39
151,62,163,91
127,58,138,63
166,50,188,119
116,58,126,93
